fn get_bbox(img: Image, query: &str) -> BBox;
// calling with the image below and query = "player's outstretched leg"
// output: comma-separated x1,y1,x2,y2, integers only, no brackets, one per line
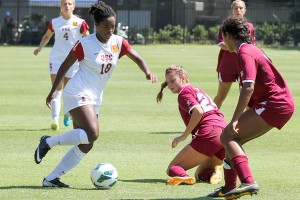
42,178,72,188
224,181,259,199
34,135,51,164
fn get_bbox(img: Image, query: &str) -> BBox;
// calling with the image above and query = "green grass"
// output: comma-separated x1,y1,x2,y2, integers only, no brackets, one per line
0,45,299,200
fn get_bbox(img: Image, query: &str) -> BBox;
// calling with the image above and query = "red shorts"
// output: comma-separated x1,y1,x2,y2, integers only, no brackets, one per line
218,72,238,83
189,126,225,160
254,107,294,130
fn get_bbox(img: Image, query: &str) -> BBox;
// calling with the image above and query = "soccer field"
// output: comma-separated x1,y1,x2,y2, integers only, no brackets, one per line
0,45,299,200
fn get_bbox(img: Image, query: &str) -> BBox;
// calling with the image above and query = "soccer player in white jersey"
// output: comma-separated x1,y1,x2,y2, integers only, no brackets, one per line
33,0,90,131
34,1,157,187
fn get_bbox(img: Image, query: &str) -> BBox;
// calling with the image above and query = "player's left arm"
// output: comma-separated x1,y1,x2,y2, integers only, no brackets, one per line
172,105,203,148
228,81,254,134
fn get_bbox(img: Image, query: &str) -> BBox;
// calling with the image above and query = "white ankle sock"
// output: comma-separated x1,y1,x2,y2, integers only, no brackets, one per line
46,129,89,148
45,146,86,181
51,90,62,122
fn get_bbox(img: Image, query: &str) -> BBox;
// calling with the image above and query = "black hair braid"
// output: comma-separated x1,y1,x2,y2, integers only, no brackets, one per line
88,1,116,23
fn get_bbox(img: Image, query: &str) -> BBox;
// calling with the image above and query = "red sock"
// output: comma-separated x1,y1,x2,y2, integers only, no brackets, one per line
231,155,255,184
197,168,215,182
224,167,238,190
168,165,189,177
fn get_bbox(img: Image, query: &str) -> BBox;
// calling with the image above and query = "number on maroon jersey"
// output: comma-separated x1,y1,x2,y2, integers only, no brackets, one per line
196,93,216,112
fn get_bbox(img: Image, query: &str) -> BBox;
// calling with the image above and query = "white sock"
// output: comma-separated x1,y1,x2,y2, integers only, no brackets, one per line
51,90,62,123
45,146,86,181
46,129,89,148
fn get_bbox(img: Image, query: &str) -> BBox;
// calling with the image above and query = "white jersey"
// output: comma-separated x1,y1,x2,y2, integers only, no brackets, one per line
63,33,131,108
49,15,88,63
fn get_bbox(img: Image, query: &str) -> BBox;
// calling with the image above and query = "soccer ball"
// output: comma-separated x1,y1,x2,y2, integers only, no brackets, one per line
91,163,118,189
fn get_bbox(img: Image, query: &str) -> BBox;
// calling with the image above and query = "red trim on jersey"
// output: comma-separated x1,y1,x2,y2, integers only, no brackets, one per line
80,21,90,34
72,41,84,61
48,21,54,32
119,38,131,58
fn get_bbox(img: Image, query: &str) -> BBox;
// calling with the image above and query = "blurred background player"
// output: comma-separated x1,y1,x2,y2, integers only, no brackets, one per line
1,11,16,45
208,16,294,199
33,0,90,130
34,1,157,187
213,0,255,109
157,65,226,186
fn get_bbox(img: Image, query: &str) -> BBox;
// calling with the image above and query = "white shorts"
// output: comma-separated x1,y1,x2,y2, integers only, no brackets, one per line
49,62,79,78
63,91,99,114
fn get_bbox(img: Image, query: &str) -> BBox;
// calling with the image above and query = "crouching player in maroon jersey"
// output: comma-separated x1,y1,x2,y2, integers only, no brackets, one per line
157,65,227,186
208,16,294,199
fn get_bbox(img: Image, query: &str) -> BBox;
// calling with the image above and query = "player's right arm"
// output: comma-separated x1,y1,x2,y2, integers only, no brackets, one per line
33,29,54,55
46,51,77,109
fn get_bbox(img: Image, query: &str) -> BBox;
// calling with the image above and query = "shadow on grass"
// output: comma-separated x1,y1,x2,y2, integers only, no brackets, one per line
119,178,166,183
149,132,182,135
0,128,49,132
121,197,216,200
0,185,97,190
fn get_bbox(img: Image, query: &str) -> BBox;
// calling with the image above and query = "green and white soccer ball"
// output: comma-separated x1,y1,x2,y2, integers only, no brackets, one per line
91,163,118,189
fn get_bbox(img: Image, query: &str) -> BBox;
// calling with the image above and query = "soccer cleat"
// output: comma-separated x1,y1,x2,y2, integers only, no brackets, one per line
51,122,59,131
42,178,73,188
207,186,232,198
63,115,72,127
224,181,259,200
210,165,223,184
34,135,51,164
166,177,196,186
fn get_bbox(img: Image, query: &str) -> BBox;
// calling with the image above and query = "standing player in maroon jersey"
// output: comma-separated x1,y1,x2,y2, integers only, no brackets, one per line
208,16,294,199
213,0,255,109
157,65,227,186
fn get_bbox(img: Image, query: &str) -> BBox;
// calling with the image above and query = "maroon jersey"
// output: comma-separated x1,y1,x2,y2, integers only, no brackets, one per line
217,22,255,75
238,43,294,114
178,85,227,139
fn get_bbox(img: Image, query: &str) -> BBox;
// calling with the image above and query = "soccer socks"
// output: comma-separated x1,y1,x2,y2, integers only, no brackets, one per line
46,129,89,148
51,90,62,123
45,146,86,181
231,155,255,184
168,165,189,177
223,159,238,190
197,168,215,182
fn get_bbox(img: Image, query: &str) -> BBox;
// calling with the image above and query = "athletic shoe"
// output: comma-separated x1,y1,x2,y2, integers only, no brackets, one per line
63,115,72,127
166,177,196,186
210,165,223,184
224,181,259,200
51,122,59,131
34,135,51,164
42,178,73,188
207,186,232,198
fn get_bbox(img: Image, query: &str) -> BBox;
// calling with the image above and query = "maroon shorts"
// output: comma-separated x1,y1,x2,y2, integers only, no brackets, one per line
189,126,225,160
218,72,238,83
254,107,294,130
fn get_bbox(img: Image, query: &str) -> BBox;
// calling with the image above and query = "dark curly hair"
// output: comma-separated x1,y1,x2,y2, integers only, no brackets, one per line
88,1,116,24
221,16,252,44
